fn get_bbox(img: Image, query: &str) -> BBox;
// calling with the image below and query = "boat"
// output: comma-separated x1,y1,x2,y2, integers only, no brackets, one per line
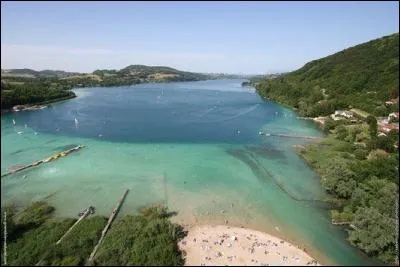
12,119,16,125
78,206,96,216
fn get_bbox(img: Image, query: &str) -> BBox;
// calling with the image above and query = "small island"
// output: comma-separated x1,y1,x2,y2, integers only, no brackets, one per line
241,81,252,87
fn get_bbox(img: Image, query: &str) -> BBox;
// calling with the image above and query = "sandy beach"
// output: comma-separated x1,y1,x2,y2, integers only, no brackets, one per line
178,225,320,266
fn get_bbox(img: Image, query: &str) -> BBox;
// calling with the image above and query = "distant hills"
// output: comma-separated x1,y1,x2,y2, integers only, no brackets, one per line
1,68,81,78
254,32,399,117
1,65,252,82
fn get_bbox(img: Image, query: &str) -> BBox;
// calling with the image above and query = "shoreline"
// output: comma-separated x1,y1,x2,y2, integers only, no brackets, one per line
1,93,76,115
178,224,321,266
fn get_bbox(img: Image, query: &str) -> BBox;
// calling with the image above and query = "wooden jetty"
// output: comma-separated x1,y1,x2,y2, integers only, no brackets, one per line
297,116,314,120
87,189,129,263
262,132,321,140
1,145,84,178
332,221,351,225
56,208,91,245
332,221,357,229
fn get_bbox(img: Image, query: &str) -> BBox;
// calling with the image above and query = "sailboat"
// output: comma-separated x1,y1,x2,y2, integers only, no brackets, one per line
74,117,79,128
12,119,16,125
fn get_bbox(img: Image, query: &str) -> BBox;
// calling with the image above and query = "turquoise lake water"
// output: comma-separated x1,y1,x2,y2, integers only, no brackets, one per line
1,79,377,265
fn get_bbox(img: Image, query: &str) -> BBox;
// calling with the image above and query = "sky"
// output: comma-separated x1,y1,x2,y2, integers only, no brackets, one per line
1,1,399,74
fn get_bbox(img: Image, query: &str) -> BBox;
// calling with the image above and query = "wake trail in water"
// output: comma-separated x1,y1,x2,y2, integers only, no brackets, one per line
219,103,260,122
197,107,217,118
193,104,260,124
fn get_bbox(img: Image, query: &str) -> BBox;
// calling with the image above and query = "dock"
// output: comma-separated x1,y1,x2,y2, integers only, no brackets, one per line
261,132,321,140
56,208,91,245
1,145,84,178
87,189,129,263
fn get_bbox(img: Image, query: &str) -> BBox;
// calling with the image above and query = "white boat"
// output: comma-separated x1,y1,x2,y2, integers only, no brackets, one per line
74,118,79,125
17,131,23,134
12,119,16,125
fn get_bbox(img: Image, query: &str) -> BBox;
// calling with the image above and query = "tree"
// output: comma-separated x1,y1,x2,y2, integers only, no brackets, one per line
353,148,368,160
336,125,348,140
322,118,337,133
366,115,378,138
348,207,396,263
389,87,399,99
375,135,395,153
321,158,356,198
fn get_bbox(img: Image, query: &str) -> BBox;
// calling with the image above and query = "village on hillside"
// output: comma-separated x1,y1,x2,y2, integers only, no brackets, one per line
309,97,399,148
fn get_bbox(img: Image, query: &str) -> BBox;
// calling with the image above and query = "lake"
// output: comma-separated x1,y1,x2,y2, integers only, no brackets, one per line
1,79,375,265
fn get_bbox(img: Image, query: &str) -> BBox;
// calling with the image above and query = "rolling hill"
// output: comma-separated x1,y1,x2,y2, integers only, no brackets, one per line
254,33,399,117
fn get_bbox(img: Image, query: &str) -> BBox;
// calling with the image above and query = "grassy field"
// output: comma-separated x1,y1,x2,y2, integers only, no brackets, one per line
350,108,370,118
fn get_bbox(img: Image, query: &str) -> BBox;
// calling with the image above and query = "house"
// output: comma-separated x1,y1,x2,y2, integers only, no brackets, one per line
378,123,399,134
385,97,399,106
388,112,399,121
12,105,26,111
334,110,353,118
330,114,343,121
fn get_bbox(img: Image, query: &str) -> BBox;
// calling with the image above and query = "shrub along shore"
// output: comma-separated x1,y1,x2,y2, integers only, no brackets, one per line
1,202,185,266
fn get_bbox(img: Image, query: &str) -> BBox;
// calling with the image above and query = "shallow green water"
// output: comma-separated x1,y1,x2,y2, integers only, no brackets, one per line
1,79,377,265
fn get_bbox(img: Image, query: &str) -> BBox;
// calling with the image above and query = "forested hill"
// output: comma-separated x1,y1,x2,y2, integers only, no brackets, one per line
254,33,399,117
91,64,210,86
1,69,81,78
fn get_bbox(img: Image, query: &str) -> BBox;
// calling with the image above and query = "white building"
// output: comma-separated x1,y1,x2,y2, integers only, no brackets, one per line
334,110,353,118
388,112,399,121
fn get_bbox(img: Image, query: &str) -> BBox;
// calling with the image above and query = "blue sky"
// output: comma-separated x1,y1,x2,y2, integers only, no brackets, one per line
1,1,399,74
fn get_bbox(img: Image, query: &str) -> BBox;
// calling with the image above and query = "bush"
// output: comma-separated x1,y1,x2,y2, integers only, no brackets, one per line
13,201,55,227
353,148,369,160
336,125,348,140
94,206,185,266
38,216,107,266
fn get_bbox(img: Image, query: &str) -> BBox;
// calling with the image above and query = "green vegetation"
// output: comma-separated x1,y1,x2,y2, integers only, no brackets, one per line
1,77,76,110
241,81,251,87
93,204,185,266
257,32,399,264
1,202,185,266
254,33,399,117
297,124,398,263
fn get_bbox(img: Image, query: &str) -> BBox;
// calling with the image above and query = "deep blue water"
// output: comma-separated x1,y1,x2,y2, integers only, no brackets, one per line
14,80,282,144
